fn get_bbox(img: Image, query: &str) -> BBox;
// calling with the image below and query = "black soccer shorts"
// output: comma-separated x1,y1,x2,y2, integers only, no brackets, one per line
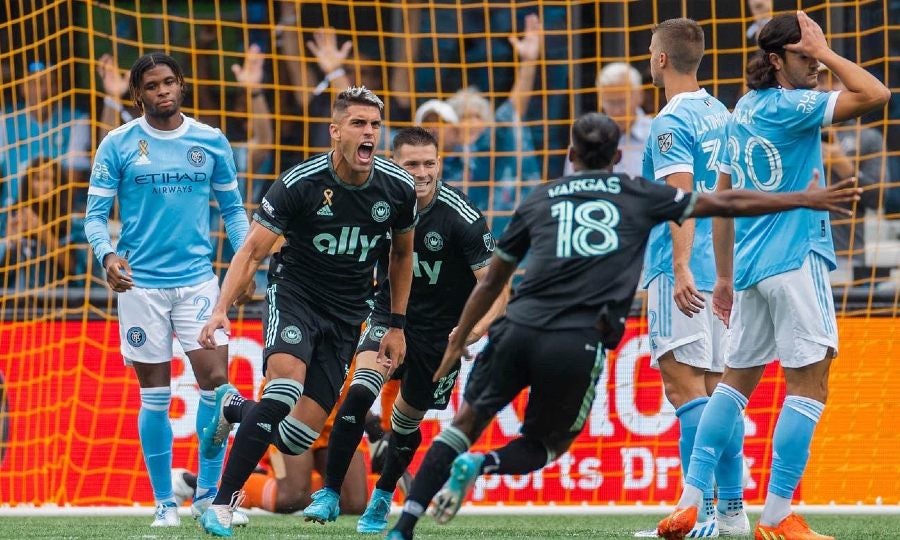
357,314,459,411
464,317,606,444
261,281,360,414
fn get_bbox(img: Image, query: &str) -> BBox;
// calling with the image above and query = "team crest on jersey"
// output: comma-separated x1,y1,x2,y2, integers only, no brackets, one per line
135,139,151,165
281,325,303,345
483,233,495,252
126,326,146,347
370,325,387,341
657,132,673,153
371,201,391,222
424,231,444,251
188,146,207,167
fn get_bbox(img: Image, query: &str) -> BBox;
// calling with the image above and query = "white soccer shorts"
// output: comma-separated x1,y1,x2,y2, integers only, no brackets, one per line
647,273,726,373
726,253,838,369
117,275,229,364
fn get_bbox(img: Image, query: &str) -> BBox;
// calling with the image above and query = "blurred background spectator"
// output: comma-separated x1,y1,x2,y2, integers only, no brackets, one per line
818,68,899,288
746,0,772,41
442,13,543,234
565,62,651,180
1,157,86,290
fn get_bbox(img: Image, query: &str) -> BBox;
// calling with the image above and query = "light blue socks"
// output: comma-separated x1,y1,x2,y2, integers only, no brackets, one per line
760,395,824,526
139,387,175,503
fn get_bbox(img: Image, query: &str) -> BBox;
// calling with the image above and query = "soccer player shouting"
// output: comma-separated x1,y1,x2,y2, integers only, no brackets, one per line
196,87,417,537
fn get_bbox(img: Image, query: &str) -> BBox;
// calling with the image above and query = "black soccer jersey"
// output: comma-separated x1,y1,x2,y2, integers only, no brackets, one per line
374,182,494,334
253,153,418,325
496,171,697,349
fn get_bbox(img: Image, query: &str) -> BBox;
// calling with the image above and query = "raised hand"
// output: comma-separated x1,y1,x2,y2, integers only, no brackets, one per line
306,27,352,74
231,43,264,89
97,53,130,98
784,11,829,60
508,13,542,62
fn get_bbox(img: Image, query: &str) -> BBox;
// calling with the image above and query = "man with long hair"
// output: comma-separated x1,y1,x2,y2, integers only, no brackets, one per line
657,11,889,540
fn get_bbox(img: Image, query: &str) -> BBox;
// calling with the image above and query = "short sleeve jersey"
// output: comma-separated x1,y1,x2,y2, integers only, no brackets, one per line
374,182,494,334
719,88,840,289
642,89,730,291
254,153,418,326
85,115,241,288
495,172,696,349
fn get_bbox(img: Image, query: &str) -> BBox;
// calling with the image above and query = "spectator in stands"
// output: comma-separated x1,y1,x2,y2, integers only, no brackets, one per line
0,61,91,254
413,99,461,155
441,13,542,232
96,54,137,142
1,157,84,290
818,67,899,286
277,6,414,156
197,42,274,205
746,0,773,42
565,62,652,180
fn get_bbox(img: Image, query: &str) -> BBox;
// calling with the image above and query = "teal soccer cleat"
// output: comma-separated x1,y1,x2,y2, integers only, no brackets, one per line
303,487,341,524
357,488,393,534
431,452,484,525
199,383,238,460
199,506,232,537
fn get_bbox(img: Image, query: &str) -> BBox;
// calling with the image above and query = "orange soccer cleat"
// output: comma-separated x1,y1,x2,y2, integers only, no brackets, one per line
656,506,698,540
754,513,835,540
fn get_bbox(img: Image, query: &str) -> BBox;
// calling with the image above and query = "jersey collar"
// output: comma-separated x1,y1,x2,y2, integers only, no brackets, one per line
138,113,190,139
418,180,443,215
327,151,374,190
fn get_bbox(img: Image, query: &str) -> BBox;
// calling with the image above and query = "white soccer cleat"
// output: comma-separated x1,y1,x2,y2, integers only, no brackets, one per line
636,515,719,538
192,487,250,527
199,490,246,537
150,501,180,527
685,516,719,538
231,510,250,527
716,510,750,536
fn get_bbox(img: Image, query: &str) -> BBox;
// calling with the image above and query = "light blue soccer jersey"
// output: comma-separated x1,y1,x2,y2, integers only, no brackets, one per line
642,89,729,291
720,88,839,290
84,114,248,288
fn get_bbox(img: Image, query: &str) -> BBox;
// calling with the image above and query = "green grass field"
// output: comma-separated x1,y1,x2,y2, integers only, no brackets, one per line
2,513,898,539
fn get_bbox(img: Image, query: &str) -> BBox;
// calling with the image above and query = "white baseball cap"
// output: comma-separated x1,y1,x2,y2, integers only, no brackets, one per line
414,99,459,125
